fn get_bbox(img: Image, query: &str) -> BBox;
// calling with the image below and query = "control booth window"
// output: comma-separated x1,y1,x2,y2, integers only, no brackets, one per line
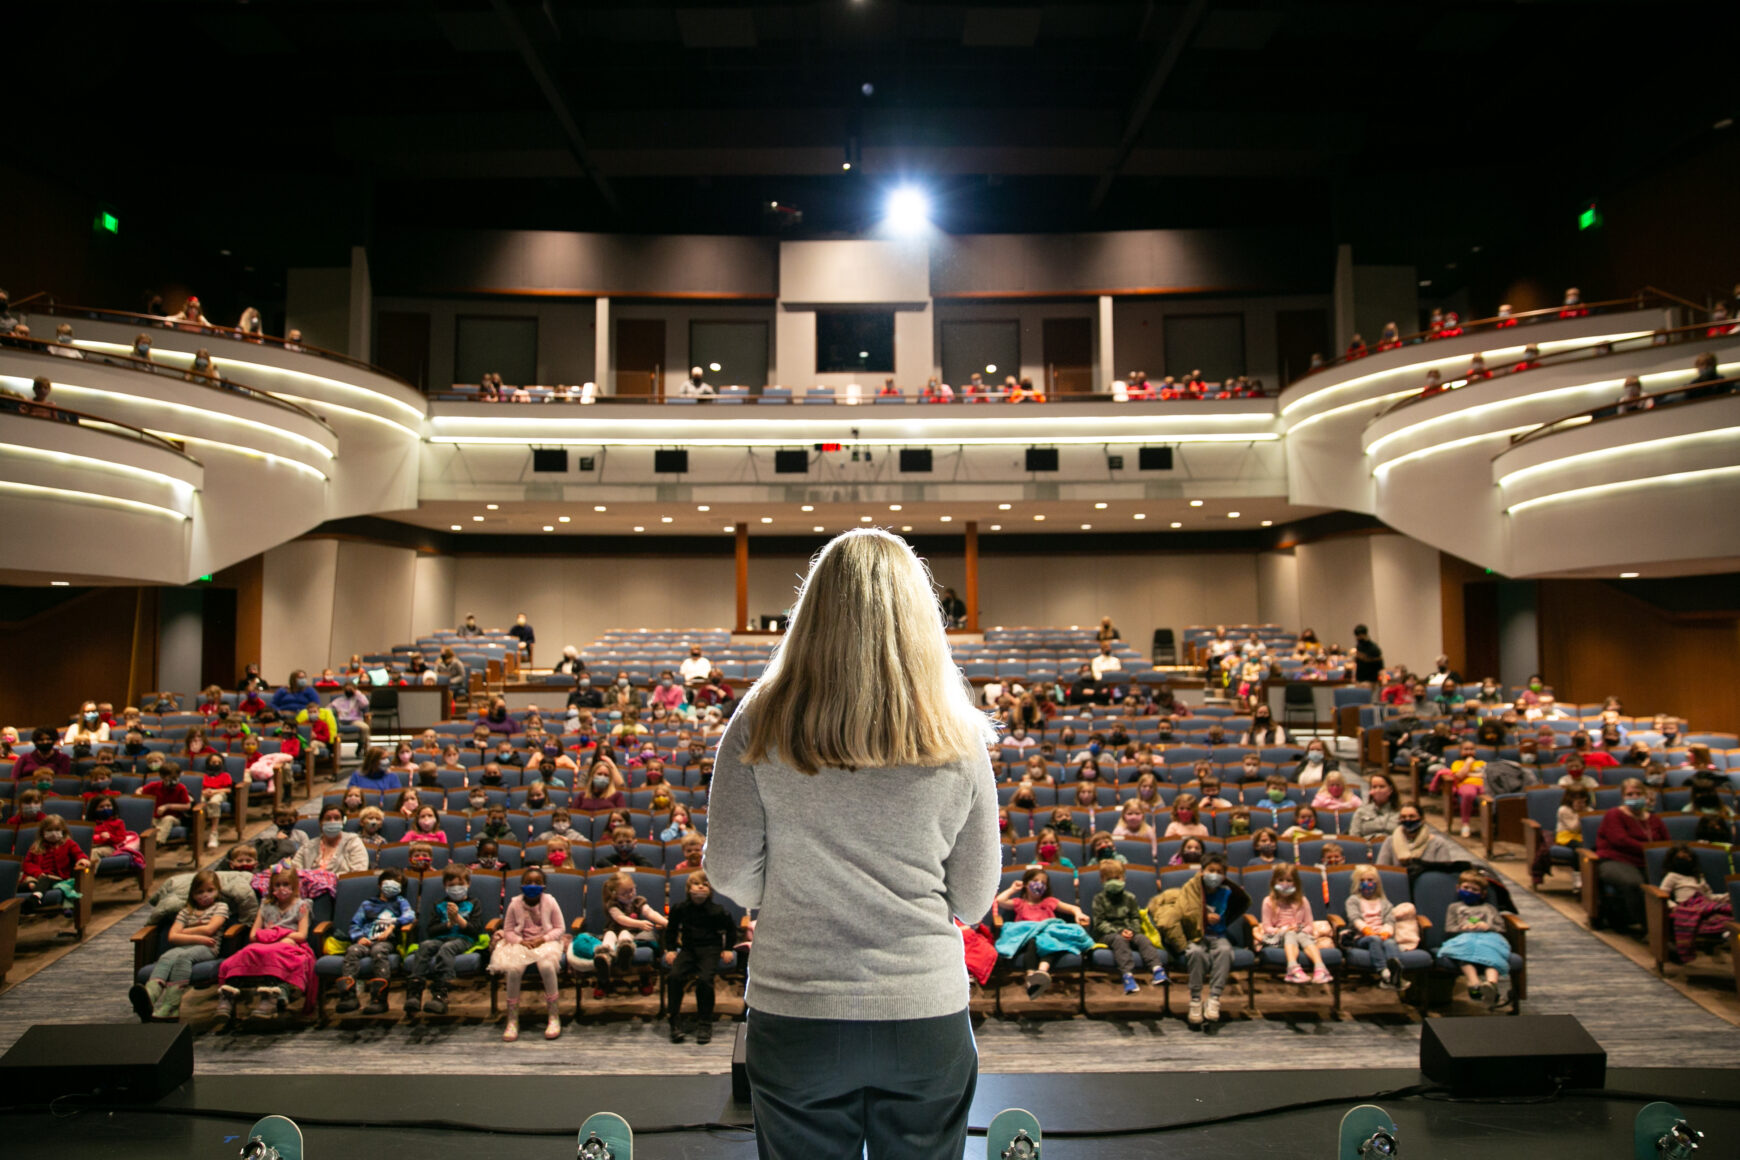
815,311,895,374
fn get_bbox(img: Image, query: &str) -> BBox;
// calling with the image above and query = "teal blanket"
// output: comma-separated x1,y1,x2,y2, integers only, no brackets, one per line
995,919,1094,958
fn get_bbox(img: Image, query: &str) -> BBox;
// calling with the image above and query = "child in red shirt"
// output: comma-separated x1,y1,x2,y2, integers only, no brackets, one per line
22,815,90,910
137,764,194,844
197,753,234,849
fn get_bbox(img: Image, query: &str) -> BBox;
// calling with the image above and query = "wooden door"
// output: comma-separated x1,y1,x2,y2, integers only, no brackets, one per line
376,311,431,391
1043,317,1093,397
616,319,665,397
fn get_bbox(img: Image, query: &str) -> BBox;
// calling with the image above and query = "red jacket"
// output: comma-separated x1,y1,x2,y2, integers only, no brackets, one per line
90,817,134,849
1595,806,1668,868
24,837,87,881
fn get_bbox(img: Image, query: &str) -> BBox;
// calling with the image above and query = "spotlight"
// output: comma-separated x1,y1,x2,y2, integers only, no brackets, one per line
885,186,929,234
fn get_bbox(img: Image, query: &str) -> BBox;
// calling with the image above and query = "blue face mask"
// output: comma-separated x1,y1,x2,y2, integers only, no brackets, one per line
380,880,402,899
521,884,544,902
1623,797,1648,811
1456,888,1483,904
1358,881,1377,897
321,821,343,838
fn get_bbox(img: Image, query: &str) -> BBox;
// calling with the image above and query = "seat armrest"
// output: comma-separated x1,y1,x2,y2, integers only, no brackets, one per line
1501,912,1529,933
131,923,161,973
1416,914,1433,929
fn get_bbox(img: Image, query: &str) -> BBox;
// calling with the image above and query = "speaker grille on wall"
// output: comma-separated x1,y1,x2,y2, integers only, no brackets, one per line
1420,1014,1605,1096
899,448,933,473
531,449,568,473
1025,448,1059,472
654,449,689,474
1139,446,1173,470
0,1023,193,1105
774,449,809,474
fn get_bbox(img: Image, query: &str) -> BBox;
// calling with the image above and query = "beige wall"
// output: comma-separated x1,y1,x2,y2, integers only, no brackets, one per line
328,542,419,667
1256,550,1301,629
261,539,338,678
411,554,457,639
1294,534,1443,671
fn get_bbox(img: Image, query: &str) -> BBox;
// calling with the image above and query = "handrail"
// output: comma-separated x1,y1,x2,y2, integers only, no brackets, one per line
1638,285,1708,314
1294,293,1668,383
8,290,49,309
428,386,1277,405
0,332,336,434
21,300,420,393
1502,374,1740,453
0,397,204,466
1372,321,1735,421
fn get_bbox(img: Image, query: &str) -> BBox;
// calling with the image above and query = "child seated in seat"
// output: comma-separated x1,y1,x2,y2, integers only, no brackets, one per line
475,805,514,843
1170,836,1207,867
85,794,141,863
1280,805,1323,841
1164,793,1210,839
1248,827,1281,865
5,787,45,825
219,843,259,875
1196,774,1234,810
1439,870,1511,1010
596,825,651,868
1112,800,1154,841
338,787,367,820
542,835,574,870
1659,843,1734,963
537,808,578,843
404,804,446,843
1259,862,1331,984
356,806,388,864
21,815,91,916
1227,805,1253,838
675,832,706,872
406,862,485,1016
1345,865,1404,990
335,867,415,1015
995,866,1092,999
1086,830,1122,865
1312,771,1361,812
1091,860,1165,993
129,868,227,1020
217,866,314,1022
473,838,506,871
601,870,668,996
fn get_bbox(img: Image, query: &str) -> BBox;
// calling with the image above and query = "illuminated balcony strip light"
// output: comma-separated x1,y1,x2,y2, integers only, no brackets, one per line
1285,388,1417,433
0,478,189,520
48,382,336,459
75,341,426,426
1363,381,1625,459
0,441,198,493
1370,425,1538,475
269,392,421,435
160,434,330,482
1504,464,1740,515
429,413,1274,433
1280,332,1652,417
428,433,1281,448
1495,425,1740,490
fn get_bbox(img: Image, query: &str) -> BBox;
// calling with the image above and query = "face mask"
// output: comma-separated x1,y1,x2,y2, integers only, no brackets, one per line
470,796,487,809
20,804,41,818
1027,879,1047,896
446,885,469,901
548,851,568,867
1307,751,1324,765
380,880,402,898
96,805,115,819
1358,881,1377,897
1529,682,1541,692
999,816,1009,830
135,343,150,356
321,821,343,838
1624,797,1648,810
1103,880,1125,896
1202,872,1224,890
1401,819,1423,833
521,884,544,902
617,679,628,688
35,741,55,755
1275,883,1296,896
1255,843,1275,857
1456,888,1483,904
1181,849,1202,864
1038,843,1059,861
592,777,609,792
1174,809,1194,823
410,857,432,870
1265,788,1286,803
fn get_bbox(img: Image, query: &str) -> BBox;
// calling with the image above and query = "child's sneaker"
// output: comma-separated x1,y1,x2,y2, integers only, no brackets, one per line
669,1020,687,1044
1285,966,1309,984
1151,966,1168,986
1025,970,1053,1000
1122,973,1138,994
1203,994,1221,1022
696,1020,714,1045
1187,997,1204,1026
1460,822,1472,838
1483,982,1502,1011
1378,964,1397,990
1467,985,1484,1003
130,981,161,1021
501,1010,519,1043
1311,966,1333,984
207,833,221,849
592,986,607,1000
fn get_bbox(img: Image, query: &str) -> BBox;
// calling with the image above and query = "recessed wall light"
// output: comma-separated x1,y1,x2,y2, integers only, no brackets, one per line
1133,513,1146,520
990,524,1001,531
1189,500,1203,507
1260,520,1272,527
51,580,70,586
1227,511,1241,519
450,524,462,531
998,503,1012,510
860,516,873,522
760,517,773,523
889,504,902,511
1170,521,1183,528
801,505,815,512
633,525,645,532
594,505,607,512
1619,572,1639,578
558,516,570,523
472,515,484,522
815,525,826,532
486,504,499,510
697,505,710,512
661,516,673,523
1033,514,1045,521
1094,502,1107,509
1081,523,1092,530
542,525,554,531
940,515,952,522
723,526,734,533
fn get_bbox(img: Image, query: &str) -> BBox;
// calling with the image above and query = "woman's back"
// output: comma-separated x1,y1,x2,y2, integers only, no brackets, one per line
706,717,998,1021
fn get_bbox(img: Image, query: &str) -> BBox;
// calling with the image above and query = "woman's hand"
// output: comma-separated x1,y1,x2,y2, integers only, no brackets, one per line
663,950,678,967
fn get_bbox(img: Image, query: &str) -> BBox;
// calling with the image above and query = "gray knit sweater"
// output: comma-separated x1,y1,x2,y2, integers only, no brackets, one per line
703,714,1001,1021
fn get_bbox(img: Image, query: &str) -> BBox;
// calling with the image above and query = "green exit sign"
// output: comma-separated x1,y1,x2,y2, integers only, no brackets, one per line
1578,203,1601,231
94,210,119,235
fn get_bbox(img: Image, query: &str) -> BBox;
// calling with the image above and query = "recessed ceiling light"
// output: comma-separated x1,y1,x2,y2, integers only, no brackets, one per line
1619,572,1639,578
1081,523,1092,530
486,504,499,511
1170,521,1183,528
1260,520,1272,527
1133,513,1146,520
723,525,734,533
633,525,645,532
1033,514,1045,521
1227,511,1240,519
661,516,673,523
542,525,554,532
1094,502,1107,509
1419,279,1432,288
860,516,873,522
801,505,815,512
51,580,70,586
900,525,912,532
998,503,1012,510
697,505,710,512
889,504,902,511
760,517,773,524
472,515,484,522
558,516,570,523
990,524,1001,531
1189,500,1203,507
940,515,952,522
594,505,607,512
815,525,826,532
450,524,462,531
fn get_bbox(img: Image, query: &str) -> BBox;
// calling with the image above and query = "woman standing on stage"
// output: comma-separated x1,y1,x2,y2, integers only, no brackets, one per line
706,528,1000,1160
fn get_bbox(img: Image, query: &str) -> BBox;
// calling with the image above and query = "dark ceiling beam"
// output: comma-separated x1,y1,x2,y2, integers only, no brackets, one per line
490,0,619,214
1089,0,1211,213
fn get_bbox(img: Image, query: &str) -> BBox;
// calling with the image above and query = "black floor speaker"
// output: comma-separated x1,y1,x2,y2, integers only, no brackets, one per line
1420,1014,1605,1095
0,1023,193,1105
732,1020,751,1104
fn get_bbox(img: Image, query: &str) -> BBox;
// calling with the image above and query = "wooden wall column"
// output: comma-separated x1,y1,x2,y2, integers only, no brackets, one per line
735,522,749,632
964,520,980,633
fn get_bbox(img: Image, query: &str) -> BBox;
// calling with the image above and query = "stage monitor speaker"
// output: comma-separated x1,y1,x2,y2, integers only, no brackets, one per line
0,1023,193,1105
1139,446,1173,471
654,449,689,474
1420,1014,1604,1096
774,449,809,474
732,1021,751,1103
1025,447,1059,472
531,448,568,473
899,448,932,473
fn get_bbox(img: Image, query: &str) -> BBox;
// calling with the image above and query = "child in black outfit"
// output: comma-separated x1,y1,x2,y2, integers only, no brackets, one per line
664,870,737,1044
407,863,485,1015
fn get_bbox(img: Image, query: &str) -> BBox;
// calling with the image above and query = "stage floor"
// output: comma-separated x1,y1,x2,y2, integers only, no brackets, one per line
13,1067,1740,1159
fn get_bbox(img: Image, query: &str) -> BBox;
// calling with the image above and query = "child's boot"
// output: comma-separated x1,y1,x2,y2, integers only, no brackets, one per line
424,985,449,1016
216,984,239,1022
252,987,280,1020
669,1017,687,1044
544,994,562,1040
696,1019,713,1045
131,980,165,1021
363,977,390,1015
153,981,188,1020
403,980,424,1014
335,977,361,1013
502,1003,520,1042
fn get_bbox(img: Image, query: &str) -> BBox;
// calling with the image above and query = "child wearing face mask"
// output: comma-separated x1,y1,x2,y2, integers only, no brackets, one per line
537,808,578,843
1344,865,1403,990
1164,793,1210,839
1111,802,1154,841
1658,844,1733,962
597,825,652,868
474,805,514,844
136,762,194,845
663,870,738,1043
1150,855,1248,1026
1261,774,1294,811
198,754,234,848
84,793,144,868
1280,805,1323,842
130,868,227,1020
334,868,415,1015
1086,829,1123,865
1295,740,1334,788
493,867,567,1041
406,863,486,1015
577,761,627,811
218,866,315,1021
1439,870,1511,1009
5,787,46,826
1249,827,1281,864
1260,862,1331,984
1091,861,1165,993
1312,771,1362,813
255,808,307,867
995,867,1092,999
404,805,445,843
22,815,92,918
473,838,506,871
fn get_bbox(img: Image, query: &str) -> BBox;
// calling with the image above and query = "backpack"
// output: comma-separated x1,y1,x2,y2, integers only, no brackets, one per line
1482,759,1536,797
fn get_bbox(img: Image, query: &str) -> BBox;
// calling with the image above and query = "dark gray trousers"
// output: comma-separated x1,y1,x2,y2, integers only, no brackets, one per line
745,1007,978,1160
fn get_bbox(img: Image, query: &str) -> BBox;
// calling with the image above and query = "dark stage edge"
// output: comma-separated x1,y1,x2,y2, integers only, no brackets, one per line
9,1068,1740,1158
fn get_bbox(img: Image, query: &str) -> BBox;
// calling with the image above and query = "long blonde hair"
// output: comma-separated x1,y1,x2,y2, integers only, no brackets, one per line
739,528,993,775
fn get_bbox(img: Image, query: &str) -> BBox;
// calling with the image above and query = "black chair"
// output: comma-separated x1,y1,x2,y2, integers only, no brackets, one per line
1152,628,1176,665
1281,684,1316,732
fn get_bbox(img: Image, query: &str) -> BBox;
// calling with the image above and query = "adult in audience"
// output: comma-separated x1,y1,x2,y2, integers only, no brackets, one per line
237,306,264,339
1349,772,1401,839
166,295,212,330
13,726,71,782
1240,705,1286,747
553,646,587,678
1594,777,1669,933
435,646,467,688
1090,641,1122,680
185,348,222,385
63,700,110,749
0,289,21,333
1558,287,1588,319
347,748,401,792
680,643,712,686
295,805,369,874
457,612,483,637
676,366,713,398
329,680,372,756
567,675,604,711
1685,351,1727,401
1351,624,1384,685
271,671,319,717
508,612,535,661
1068,664,1104,706
705,529,996,1160
940,587,966,628
1376,804,1458,866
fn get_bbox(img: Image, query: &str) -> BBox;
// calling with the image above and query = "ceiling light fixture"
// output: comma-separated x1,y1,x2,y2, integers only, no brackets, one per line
1033,514,1045,521
543,525,554,532
1170,521,1182,528
1189,500,1203,507
1133,513,1146,520
801,504,815,512
472,515,484,522
633,525,645,532
939,515,952,522
815,525,826,532
486,504,499,510
889,504,902,511
990,524,1001,531
697,505,710,512
51,580,70,586
998,503,1012,510
1094,502,1107,509
450,524,462,531
1081,523,1092,529
760,517,773,523
860,515,873,522
1260,519,1272,527
661,516,673,523
558,516,570,523
1619,571,1639,578
594,505,607,512
1227,511,1241,518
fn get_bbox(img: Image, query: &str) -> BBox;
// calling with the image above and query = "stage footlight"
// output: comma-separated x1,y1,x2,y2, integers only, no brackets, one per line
886,186,929,234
